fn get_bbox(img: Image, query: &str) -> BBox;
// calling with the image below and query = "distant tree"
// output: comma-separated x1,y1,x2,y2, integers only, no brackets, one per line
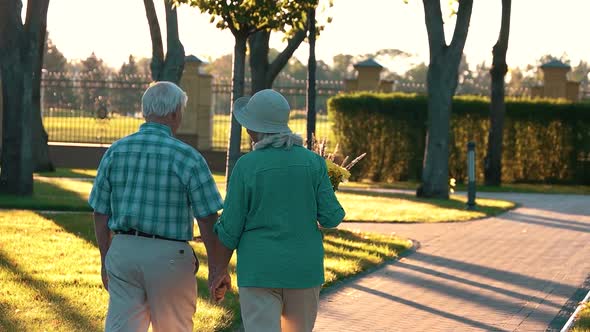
472,62,491,87
507,67,524,91
41,36,79,113
484,0,511,186
520,64,540,86
416,0,473,199
316,60,340,81
404,62,428,84
0,0,52,195
204,54,233,78
283,57,307,80
115,55,143,114
81,52,109,76
457,54,472,86
119,55,139,76
136,57,152,77
332,54,355,80
43,35,66,72
80,52,111,111
143,0,185,83
537,54,569,66
570,60,589,90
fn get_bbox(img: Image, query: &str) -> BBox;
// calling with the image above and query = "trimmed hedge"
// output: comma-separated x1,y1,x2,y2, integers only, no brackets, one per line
329,93,590,184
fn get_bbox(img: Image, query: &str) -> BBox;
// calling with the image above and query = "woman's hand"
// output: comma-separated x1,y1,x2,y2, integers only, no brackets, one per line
209,272,231,303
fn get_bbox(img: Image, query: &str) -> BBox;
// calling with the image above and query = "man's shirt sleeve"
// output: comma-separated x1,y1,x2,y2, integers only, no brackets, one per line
188,155,224,219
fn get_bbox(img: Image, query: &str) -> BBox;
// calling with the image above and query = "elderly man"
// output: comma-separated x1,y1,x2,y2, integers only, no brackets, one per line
89,81,229,332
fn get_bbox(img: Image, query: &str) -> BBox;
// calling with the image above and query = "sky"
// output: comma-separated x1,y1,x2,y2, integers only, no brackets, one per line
41,0,590,72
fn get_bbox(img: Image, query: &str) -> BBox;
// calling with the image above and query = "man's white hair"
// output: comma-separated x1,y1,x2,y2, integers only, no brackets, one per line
142,81,188,118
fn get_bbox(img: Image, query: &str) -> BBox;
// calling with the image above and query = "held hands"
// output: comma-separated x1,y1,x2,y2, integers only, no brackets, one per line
208,271,231,304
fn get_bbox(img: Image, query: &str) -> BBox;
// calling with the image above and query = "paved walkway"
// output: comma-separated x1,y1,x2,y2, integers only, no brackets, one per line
314,191,590,332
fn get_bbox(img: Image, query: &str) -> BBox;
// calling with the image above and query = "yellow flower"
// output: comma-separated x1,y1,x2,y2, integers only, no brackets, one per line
326,159,351,184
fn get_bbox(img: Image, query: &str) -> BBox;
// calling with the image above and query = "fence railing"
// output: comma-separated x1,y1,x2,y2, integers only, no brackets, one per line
40,72,343,149
40,71,590,149
210,76,342,150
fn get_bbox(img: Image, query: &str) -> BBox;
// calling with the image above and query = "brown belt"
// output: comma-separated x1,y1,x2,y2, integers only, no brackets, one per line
114,229,186,243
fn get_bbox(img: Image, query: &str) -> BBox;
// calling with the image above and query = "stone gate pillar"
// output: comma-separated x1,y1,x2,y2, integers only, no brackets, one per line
177,55,213,151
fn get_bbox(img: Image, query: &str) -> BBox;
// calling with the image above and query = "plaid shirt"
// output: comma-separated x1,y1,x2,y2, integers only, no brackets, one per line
89,122,223,241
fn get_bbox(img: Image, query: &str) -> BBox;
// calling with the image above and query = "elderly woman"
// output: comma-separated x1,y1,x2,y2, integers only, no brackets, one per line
211,89,345,332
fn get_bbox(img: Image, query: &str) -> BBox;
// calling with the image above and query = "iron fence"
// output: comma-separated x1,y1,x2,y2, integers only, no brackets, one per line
210,75,342,151
41,71,343,150
41,72,150,144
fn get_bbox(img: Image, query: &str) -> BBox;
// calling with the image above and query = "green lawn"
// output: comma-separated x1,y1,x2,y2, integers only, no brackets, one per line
43,113,337,150
341,180,590,195
2,175,515,223
35,168,98,178
43,115,144,144
0,210,410,332
336,190,515,223
573,302,590,332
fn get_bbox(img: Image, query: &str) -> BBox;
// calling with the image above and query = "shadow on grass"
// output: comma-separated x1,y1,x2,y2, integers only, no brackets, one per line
0,250,102,332
0,302,27,332
322,229,407,257
321,229,411,289
0,179,91,212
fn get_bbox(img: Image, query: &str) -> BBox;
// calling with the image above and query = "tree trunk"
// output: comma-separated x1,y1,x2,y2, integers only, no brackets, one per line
0,0,43,195
225,34,248,181
249,30,271,93
485,0,511,186
306,7,317,149
29,0,53,172
160,0,184,84
143,0,184,84
31,90,54,172
0,62,33,195
143,0,165,81
419,58,455,199
418,0,473,199
249,28,307,93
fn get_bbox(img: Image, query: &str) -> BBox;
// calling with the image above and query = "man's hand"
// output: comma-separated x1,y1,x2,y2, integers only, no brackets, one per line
101,264,109,291
209,272,231,303
196,212,234,303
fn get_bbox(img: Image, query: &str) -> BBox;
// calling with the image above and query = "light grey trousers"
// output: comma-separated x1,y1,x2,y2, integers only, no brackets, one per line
104,234,197,332
239,286,321,332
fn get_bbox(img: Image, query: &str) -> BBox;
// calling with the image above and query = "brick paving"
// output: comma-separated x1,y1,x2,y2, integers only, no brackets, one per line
314,192,590,332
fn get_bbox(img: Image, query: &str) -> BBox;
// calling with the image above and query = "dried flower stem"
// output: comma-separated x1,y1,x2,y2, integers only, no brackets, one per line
345,153,367,170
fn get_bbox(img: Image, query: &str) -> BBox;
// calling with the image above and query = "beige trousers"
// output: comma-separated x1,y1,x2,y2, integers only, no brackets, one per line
104,234,197,332
239,286,321,332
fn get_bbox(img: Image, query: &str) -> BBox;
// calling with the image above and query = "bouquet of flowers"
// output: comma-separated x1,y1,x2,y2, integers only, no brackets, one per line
311,137,366,191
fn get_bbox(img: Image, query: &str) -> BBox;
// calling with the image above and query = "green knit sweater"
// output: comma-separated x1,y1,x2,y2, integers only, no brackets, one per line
214,145,345,288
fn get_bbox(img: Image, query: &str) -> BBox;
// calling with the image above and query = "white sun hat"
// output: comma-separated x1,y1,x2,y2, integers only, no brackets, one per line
233,89,292,134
